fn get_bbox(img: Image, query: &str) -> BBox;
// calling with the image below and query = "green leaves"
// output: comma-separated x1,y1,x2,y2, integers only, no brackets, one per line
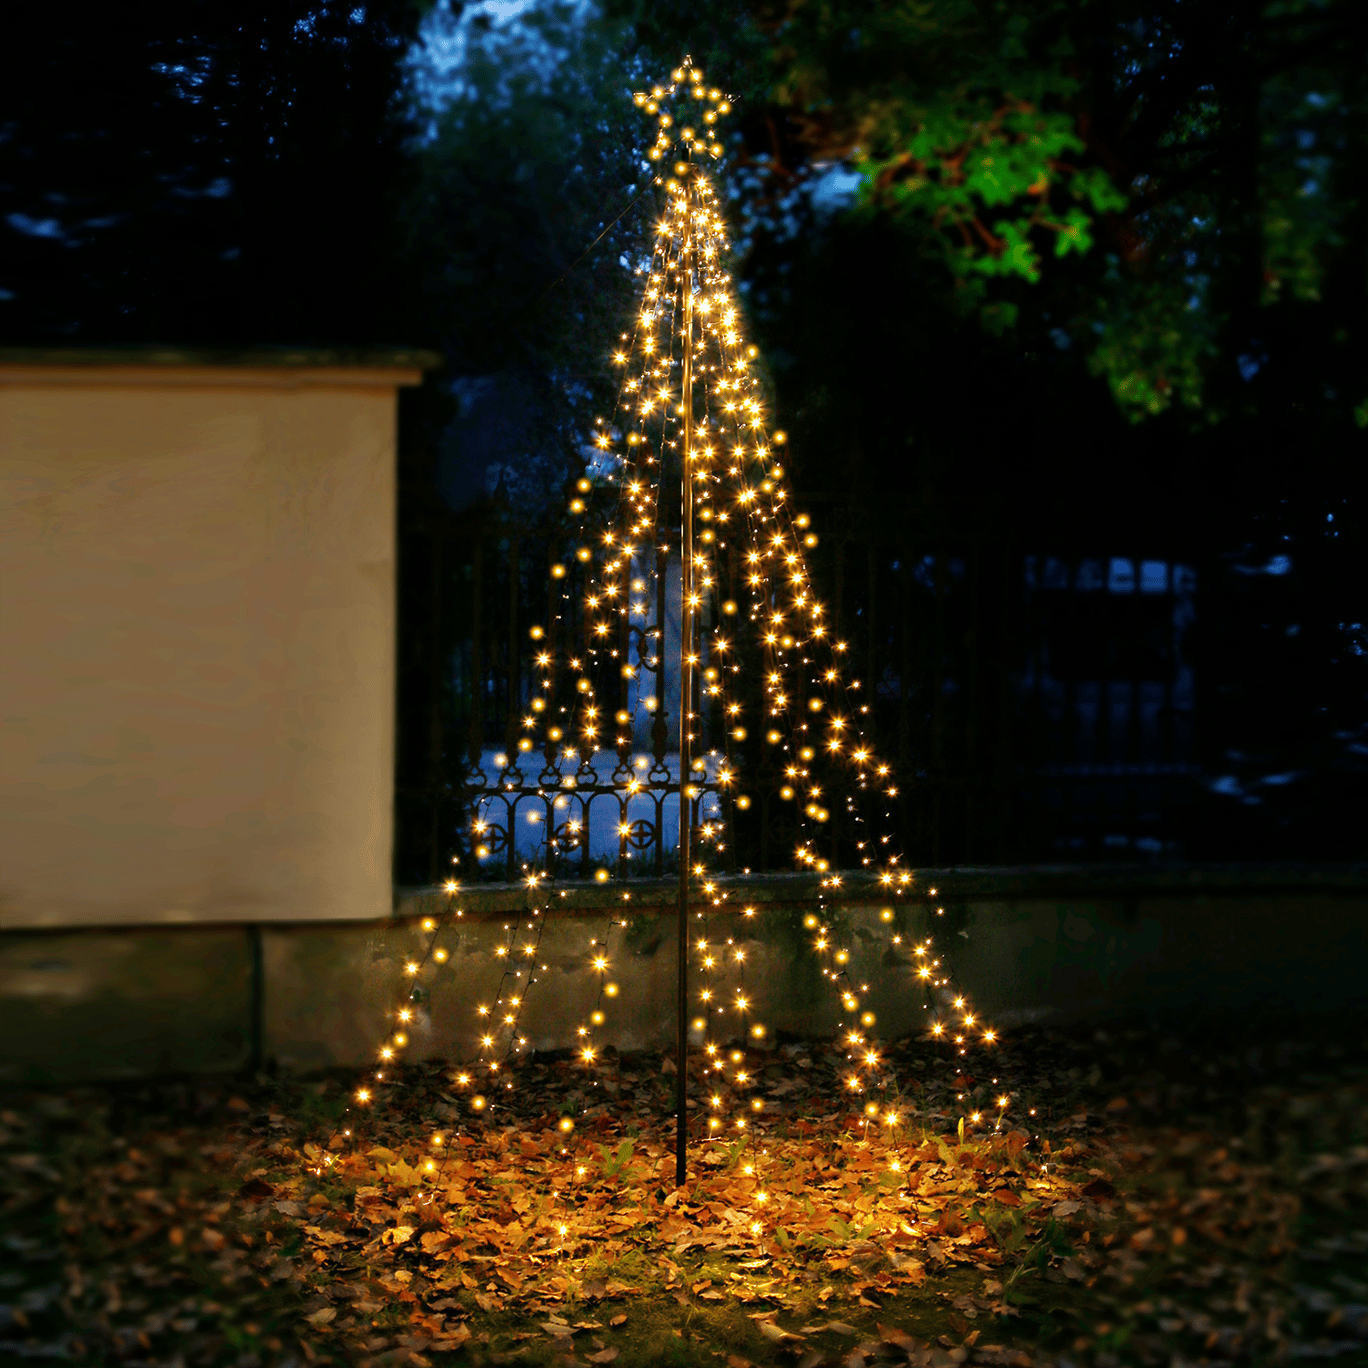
1070,166,1128,216
978,300,1019,336
764,0,1367,432
851,72,1123,299
1083,274,1219,421
596,1138,637,1181
1051,209,1093,260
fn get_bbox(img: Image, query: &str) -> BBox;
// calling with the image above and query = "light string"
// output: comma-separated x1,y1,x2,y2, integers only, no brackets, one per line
334,58,1005,1221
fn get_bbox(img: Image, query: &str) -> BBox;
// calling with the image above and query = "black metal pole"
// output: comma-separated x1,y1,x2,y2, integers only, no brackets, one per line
676,170,695,1189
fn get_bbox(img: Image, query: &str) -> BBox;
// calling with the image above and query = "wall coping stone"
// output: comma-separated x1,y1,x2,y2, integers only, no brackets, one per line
2,865,1361,939
394,861,1368,921
0,345,444,370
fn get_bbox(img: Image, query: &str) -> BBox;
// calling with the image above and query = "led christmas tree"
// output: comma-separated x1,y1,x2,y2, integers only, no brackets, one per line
356,58,996,1186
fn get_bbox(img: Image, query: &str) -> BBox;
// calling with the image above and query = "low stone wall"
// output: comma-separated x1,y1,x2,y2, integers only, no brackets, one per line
1,865,1362,1081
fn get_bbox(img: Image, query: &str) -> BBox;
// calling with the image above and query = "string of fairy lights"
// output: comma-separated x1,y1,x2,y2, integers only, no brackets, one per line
338,59,1011,1216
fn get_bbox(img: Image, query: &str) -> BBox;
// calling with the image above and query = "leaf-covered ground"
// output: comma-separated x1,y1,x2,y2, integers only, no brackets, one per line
2,1019,1365,1368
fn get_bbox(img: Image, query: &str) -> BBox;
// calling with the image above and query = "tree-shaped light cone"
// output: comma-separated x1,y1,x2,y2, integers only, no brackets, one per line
347,59,1001,1178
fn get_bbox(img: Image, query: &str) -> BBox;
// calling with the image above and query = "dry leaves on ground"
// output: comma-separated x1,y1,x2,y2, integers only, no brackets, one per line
0,1023,1363,1368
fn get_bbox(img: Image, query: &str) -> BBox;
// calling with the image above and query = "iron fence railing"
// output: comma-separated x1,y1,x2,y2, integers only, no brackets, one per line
394,492,1203,884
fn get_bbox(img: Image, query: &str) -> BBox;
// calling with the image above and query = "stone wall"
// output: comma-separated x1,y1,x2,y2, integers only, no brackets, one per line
1,866,1361,1081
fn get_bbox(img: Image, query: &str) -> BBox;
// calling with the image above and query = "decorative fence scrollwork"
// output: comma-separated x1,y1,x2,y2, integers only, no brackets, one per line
454,521,730,880
402,500,1203,885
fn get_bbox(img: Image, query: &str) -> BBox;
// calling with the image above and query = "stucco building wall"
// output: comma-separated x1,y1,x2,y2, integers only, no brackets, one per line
0,354,431,927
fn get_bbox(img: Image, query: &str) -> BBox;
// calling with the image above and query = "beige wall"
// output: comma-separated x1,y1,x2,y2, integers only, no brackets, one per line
0,363,422,927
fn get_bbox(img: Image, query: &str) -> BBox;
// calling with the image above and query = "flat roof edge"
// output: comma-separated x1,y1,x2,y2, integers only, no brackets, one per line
0,346,444,370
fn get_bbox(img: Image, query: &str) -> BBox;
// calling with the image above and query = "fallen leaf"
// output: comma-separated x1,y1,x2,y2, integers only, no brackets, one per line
303,1225,347,1247
587,1351,619,1364
433,1324,471,1349
610,1314,627,1327
878,1324,921,1351
306,1308,336,1327
754,1319,805,1345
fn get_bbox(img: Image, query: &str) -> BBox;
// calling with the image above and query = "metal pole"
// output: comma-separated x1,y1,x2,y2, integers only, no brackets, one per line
676,169,694,1189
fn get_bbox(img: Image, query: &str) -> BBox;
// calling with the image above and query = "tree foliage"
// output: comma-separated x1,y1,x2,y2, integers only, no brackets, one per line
401,1,656,514
0,1,425,345
744,0,1367,425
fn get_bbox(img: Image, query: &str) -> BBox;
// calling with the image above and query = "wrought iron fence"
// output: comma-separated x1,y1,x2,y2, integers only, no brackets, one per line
394,487,1203,884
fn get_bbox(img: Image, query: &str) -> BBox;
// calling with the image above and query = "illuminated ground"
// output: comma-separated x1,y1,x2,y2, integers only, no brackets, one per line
2,1020,1364,1367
